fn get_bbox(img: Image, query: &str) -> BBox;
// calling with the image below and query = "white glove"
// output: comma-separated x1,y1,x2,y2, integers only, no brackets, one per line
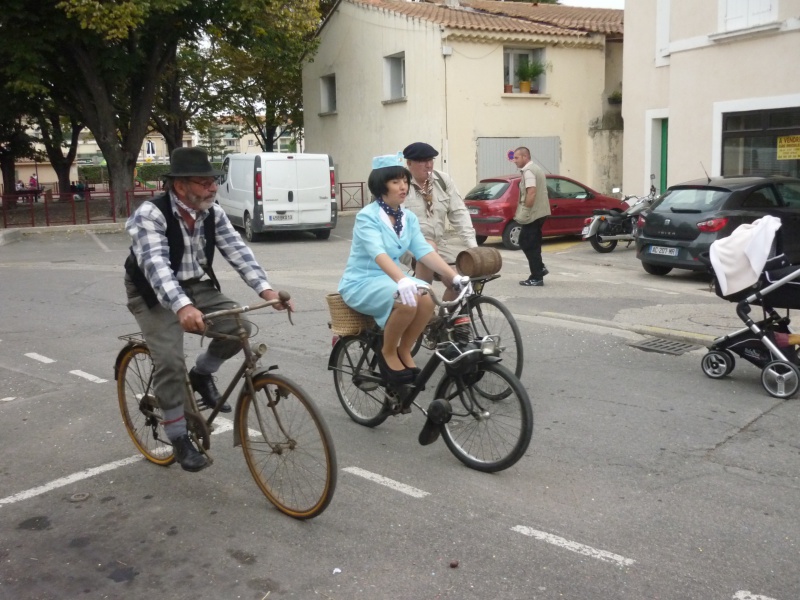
396,277,419,307
452,275,471,291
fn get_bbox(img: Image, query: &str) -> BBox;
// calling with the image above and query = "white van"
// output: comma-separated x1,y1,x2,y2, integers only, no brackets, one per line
216,153,337,241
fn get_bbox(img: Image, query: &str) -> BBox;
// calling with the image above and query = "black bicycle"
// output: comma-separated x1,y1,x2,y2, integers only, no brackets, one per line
328,283,532,473
413,273,524,378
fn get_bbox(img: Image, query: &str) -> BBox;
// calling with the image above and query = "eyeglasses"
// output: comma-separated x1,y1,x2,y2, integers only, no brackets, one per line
186,177,219,189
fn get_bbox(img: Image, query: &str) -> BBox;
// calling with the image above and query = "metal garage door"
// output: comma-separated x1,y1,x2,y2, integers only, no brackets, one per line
476,137,560,180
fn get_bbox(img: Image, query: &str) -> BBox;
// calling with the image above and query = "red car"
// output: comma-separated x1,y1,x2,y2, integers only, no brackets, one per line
464,175,626,250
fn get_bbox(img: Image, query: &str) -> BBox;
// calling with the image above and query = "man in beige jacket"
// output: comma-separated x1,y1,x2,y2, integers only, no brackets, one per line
513,146,551,286
402,142,478,299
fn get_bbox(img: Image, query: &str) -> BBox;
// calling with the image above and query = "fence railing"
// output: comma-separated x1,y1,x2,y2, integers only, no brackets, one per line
0,189,161,229
338,182,366,211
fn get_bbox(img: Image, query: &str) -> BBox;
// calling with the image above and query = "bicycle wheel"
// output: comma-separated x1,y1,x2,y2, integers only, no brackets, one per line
238,373,337,519
332,335,390,427
435,362,532,473
466,296,524,378
116,345,175,466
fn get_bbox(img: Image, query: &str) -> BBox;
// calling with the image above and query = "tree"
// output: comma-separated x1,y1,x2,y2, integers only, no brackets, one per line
0,0,220,214
215,0,320,152
0,79,37,193
30,106,83,197
151,42,230,155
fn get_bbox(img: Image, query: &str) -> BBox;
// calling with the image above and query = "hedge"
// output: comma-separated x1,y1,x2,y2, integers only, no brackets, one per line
78,162,224,185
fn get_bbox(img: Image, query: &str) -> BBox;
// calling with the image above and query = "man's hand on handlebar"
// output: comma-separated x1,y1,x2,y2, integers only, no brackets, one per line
261,288,295,312
177,304,206,333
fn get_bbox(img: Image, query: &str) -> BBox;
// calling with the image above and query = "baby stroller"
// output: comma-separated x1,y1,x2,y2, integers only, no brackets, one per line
701,218,800,399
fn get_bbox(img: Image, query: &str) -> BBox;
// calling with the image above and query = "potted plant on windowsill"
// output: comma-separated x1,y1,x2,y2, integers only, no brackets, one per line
608,90,622,105
515,60,549,94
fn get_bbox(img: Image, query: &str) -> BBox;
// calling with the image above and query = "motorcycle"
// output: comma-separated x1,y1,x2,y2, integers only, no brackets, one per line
581,177,657,253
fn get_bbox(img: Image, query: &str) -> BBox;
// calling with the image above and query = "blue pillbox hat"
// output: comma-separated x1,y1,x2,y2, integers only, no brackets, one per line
371,152,404,169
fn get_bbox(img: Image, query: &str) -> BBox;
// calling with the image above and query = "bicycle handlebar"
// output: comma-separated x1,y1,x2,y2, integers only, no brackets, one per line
203,290,292,323
412,281,473,309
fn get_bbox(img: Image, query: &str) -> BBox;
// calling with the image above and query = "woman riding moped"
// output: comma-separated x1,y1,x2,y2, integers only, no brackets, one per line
338,152,467,384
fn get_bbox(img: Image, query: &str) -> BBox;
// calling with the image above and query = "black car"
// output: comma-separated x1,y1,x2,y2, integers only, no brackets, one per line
635,176,800,276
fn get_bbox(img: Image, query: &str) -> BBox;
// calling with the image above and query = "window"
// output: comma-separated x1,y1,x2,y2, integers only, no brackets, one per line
225,139,237,147
721,0,776,31
320,74,336,113
722,108,800,178
503,48,546,93
385,52,405,101
248,139,255,146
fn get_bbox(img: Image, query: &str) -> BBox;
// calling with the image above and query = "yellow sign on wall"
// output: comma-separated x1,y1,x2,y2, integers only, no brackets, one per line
777,135,800,160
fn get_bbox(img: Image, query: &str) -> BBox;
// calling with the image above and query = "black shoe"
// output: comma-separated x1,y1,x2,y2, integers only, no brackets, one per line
398,354,422,377
377,353,414,385
418,418,441,446
519,278,544,287
541,267,549,277
172,434,208,472
189,368,231,413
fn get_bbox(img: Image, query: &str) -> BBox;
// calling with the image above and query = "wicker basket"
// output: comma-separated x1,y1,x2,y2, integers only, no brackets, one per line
326,293,375,336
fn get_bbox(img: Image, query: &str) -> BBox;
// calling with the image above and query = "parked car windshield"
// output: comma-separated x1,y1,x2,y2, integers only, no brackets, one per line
653,188,729,212
465,181,510,201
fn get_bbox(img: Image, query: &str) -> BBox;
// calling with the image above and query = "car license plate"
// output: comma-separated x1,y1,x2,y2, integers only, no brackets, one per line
269,215,292,221
468,207,478,215
581,226,589,236
650,246,678,256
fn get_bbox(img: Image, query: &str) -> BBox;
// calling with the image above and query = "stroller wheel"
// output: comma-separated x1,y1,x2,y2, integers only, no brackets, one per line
761,360,800,399
701,350,735,379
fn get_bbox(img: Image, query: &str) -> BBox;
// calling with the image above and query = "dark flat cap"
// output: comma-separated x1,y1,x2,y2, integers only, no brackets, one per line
165,147,224,178
403,142,439,160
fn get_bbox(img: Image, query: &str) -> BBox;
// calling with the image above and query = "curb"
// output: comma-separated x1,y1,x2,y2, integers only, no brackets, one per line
536,310,716,348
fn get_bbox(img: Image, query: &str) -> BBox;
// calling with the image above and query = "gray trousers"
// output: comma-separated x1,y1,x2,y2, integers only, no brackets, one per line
125,277,250,412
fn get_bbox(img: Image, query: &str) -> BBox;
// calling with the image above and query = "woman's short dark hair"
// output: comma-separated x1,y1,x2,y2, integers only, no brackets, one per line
367,166,412,199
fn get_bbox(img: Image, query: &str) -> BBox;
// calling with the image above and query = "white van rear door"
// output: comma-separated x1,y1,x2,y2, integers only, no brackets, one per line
261,157,300,225
294,155,332,225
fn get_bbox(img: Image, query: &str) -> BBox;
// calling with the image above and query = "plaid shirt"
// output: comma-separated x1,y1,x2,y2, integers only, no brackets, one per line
126,192,271,312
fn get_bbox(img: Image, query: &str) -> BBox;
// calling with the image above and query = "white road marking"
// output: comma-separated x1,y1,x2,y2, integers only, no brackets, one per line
343,466,430,498
88,231,111,252
69,370,108,383
1,397,16,402
596,279,623,285
733,592,779,600
644,287,680,295
1,416,236,508
512,525,635,567
25,353,55,364
0,456,143,507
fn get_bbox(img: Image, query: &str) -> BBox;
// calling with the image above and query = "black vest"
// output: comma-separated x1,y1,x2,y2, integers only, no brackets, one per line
125,193,220,308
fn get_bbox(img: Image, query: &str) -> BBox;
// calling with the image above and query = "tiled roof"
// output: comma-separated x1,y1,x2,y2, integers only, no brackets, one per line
348,0,593,38
347,0,622,37
458,0,624,35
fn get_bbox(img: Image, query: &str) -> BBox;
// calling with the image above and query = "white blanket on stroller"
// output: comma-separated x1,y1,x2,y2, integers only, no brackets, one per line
709,215,782,296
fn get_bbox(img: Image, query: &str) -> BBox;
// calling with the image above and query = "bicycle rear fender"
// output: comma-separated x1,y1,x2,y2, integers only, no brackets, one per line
113,342,146,381
328,335,361,370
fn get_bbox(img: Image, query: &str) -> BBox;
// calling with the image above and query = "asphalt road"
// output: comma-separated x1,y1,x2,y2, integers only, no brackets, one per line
0,219,797,600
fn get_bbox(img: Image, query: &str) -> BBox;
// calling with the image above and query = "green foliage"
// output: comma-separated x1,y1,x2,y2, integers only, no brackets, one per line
515,60,550,82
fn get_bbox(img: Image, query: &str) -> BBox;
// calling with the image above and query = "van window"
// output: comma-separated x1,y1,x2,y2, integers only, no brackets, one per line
231,159,254,192
220,157,229,184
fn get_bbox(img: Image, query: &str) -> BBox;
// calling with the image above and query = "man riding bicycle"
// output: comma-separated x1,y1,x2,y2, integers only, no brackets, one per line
124,147,291,472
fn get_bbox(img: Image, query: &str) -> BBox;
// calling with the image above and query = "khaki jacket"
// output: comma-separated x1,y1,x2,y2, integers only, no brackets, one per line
404,169,477,263
514,161,551,225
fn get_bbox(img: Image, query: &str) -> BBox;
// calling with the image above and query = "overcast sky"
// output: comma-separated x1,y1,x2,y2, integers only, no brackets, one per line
559,0,624,8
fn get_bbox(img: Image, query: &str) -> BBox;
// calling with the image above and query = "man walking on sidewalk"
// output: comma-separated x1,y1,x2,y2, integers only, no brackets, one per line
513,147,550,287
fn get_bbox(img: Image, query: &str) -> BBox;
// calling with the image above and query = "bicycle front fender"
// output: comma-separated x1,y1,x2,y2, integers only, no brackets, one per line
232,366,278,448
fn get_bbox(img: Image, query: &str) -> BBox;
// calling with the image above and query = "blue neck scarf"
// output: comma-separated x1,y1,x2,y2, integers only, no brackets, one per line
376,197,403,236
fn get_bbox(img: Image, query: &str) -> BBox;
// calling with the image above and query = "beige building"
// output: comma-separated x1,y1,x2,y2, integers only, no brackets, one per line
623,0,800,195
303,0,624,196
